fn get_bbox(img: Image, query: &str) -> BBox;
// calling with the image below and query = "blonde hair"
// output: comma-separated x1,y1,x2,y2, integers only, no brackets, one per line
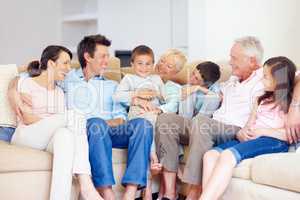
234,36,264,64
161,49,187,72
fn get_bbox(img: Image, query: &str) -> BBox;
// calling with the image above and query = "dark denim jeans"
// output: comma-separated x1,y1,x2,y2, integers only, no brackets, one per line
214,136,289,164
0,127,15,142
87,118,153,188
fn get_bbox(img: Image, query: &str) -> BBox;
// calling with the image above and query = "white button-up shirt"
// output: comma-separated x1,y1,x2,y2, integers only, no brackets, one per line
213,68,264,127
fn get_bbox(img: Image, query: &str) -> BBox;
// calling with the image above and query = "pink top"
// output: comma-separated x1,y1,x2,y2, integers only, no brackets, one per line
251,101,286,130
18,77,65,123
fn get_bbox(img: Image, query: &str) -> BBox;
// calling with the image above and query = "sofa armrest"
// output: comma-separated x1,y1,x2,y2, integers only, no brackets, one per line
251,153,300,193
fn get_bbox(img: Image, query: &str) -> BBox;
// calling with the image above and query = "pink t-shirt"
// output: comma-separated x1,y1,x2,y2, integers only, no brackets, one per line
251,102,286,130
18,77,65,122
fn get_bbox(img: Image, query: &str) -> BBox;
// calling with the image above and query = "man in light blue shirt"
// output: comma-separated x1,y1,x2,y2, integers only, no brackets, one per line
64,68,127,121
62,35,153,200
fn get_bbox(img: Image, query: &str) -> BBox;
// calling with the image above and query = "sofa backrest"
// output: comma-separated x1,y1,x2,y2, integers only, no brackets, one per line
0,58,121,127
18,57,122,82
120,60,233,85
70,57,122,82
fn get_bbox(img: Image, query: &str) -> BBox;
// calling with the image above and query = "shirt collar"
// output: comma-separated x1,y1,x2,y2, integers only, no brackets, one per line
239,67,263,84
75,68,106,81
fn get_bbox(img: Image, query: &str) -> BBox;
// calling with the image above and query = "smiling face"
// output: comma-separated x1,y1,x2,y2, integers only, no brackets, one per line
49,51,71,81
85,44,110,76
132,54,154,78
230,43,257,81
156,55,179,80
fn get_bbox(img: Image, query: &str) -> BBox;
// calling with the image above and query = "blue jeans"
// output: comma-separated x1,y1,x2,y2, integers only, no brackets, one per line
213,136,289,164
0,127,15,142
87,118,153,188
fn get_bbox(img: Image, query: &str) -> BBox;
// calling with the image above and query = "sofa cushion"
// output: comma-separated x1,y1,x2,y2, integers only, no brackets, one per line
0,64,18,127
251,153,300,193
0,141,52,172
232,158,252,180
0,141,130,171
221,178,300,200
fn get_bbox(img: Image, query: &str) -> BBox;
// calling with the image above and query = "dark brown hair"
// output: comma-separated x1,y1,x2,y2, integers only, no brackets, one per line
196,61,221,87
28,45,72,77
258,56,296,113
131,45,154,63
77,34,111,68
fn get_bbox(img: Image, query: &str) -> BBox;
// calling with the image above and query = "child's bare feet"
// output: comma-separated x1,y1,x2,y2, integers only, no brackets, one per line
78,174,104,200
150,152,162,175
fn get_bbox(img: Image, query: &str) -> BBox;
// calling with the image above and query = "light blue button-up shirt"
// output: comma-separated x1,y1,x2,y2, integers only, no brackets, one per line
59,68,127,120
159,80,181,113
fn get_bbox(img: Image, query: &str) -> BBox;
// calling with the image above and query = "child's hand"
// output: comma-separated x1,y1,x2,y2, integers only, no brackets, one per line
135,89,158,100
150,152,162,176
138,99,156,114
236,127,252,142
248,129,265,139
181,85,199,100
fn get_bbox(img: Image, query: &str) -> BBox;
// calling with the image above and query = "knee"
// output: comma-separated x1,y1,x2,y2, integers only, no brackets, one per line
219,150,236,166
130,118,153,140
190,121,212,143
203,150,220,163
130,118,153,131
87,118,108,138
53,128,74,149
156,113,177,127
156,114,181,139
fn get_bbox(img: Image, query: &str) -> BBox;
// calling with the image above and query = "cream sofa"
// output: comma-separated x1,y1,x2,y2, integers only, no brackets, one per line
121,61,300,200
176,62,300,200
0,58,134,200
1,59,300,200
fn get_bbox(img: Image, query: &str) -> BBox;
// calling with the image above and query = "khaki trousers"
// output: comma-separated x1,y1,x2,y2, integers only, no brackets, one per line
155,113,241,185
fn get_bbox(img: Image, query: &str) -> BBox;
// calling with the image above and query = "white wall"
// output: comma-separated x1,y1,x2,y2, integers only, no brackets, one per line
98,0,188,60
188,0,300,64
0,0,61,65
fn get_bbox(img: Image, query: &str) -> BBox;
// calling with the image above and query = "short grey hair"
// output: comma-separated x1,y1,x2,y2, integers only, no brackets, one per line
162,49,187,72
234,36,264,64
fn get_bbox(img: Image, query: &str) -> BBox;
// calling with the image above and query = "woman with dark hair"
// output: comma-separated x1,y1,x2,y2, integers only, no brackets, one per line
199,56,296,200
10,46,103,200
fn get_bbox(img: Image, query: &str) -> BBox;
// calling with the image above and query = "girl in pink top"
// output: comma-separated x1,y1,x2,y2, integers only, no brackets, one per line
199,56,296,200
10,46,103,200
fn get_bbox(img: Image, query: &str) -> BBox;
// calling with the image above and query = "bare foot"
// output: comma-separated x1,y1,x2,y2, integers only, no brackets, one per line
186,185,202,200
78,175,104,200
